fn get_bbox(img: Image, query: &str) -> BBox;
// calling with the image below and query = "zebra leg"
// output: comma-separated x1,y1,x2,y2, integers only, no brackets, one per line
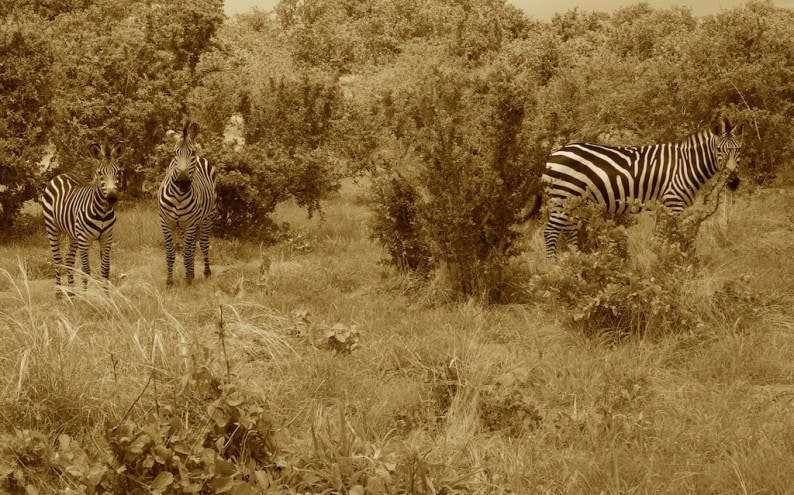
199,221,211,278
543,222,562,259
564,229,580,252
162,220,176,287
183,224,198,284
99,232,112,285
78,236,91,290
65,238,78,287
47,230,63,295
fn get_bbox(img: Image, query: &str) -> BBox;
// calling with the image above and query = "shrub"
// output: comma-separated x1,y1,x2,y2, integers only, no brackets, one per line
369,174,432,273
532,202,696,337
532,165,745,337
369,60,541,301
206,140,340,240
0,11,53,230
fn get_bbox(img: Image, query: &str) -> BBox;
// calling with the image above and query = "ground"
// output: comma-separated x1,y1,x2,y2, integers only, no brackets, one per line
1,179,793,493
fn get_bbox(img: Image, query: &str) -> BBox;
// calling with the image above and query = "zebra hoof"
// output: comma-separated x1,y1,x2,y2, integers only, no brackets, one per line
204,268,212,278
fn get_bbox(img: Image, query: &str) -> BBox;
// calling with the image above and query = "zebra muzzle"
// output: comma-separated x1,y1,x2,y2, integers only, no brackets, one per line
175,179,191,190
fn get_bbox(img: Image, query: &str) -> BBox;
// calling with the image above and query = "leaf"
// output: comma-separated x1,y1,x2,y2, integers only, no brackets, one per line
225,392,244,407
181,483,202,494
212,475,235,493
151,471,174,493
215,458,237,476
254,470,271,488
366,476,389,495
153,445,172,464
57,434,72,451
349,485,365,495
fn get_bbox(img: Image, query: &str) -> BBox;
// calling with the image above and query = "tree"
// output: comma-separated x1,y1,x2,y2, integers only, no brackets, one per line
0,10,54,229
45,0,225,196
369,47,540,299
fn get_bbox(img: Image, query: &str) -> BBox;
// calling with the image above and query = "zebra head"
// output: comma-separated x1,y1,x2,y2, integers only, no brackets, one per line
88,140,125,206
710,118,744,173
168,121,200,189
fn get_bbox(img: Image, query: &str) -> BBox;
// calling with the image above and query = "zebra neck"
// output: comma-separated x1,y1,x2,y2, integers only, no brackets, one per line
674,133,720,195
89,185,113,216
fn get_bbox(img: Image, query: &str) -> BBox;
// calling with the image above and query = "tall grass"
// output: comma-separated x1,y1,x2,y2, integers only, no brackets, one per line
1,184,793,493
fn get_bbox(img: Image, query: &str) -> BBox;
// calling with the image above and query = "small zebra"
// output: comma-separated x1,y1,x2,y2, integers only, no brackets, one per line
525,118,743,258
42,141,125,295
158,121,217,286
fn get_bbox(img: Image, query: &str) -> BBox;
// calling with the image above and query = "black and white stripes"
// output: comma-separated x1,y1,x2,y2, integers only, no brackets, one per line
42,141,124,294
540,119,743,258
158,121,217,286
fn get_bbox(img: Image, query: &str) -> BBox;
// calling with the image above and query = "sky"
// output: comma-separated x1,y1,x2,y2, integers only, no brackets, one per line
224,0,794,19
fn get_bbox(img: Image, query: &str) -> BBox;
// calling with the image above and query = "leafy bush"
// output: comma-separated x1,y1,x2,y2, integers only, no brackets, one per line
531,160,753,337
206,140,340,240
0,11,53,229
369,174,432,273
532,202,696,337
369,59,541,300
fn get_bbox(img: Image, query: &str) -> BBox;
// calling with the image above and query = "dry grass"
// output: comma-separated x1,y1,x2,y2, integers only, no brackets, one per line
1,182,794,493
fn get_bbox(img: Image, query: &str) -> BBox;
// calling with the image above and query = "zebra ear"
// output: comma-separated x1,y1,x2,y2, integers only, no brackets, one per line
113,141,125,157
89,143,103,159
710,118,727,135
188,122,200,138
166,129,179,142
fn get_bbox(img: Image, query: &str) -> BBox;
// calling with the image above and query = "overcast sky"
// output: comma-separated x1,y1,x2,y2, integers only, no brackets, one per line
224,0,794,19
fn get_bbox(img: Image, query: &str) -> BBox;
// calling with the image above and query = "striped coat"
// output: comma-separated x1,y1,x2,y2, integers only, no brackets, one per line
530,119,743,258
42,141,124,294
158,121,217,286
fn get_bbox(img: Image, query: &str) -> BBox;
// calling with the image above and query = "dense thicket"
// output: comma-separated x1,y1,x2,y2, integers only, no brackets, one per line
0,10,53,229
2,0,793,294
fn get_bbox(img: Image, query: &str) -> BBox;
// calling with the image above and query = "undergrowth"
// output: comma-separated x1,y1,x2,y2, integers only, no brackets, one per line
530,170,765,338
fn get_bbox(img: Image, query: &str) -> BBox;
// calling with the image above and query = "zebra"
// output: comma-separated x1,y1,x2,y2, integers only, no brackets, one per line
42,141,125,295
158,120,217,286
525,118,743,258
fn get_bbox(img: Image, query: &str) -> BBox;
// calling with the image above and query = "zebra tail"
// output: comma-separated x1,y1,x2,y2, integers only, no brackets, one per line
518,192,542,224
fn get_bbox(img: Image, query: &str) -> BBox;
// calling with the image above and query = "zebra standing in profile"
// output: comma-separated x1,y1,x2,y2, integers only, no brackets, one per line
42,141,125,295
158,120,217,286
525,118,743,258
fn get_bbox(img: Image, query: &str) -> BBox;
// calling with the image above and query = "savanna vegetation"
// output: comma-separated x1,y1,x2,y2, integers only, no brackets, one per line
1,0,794,493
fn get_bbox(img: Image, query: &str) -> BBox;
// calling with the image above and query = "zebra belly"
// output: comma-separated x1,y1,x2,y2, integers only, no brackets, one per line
162,209,205,232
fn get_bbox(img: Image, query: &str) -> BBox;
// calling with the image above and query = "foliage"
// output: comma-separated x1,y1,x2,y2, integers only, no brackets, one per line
369,54,541,300
322,323,361,354
0,429,53,493
242,73,343,153
0,10,53,229
531,202,697,337
43,0,224,196
206,140,340,240
274,0,533,70
0,340,278,495
369,174,432,272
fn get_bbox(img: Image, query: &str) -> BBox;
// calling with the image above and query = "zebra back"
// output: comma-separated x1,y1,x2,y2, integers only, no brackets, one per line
42,141,125,240
543,119,743,214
